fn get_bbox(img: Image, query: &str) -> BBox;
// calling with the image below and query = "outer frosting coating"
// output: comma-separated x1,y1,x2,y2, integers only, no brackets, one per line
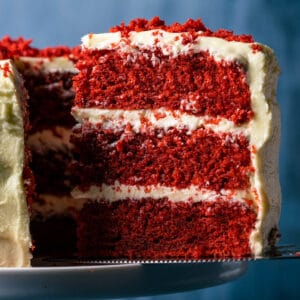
0,60,31,267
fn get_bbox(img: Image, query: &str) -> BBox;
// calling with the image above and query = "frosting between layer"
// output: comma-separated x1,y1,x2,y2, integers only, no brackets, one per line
32,194,85,218
72,108,249,137
72,182,253,204
15,57,77,73
27,126,73,154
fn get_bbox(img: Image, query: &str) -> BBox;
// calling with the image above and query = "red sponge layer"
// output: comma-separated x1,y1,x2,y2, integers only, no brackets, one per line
76,198,257,259
74,49,252,124
71,125,252,191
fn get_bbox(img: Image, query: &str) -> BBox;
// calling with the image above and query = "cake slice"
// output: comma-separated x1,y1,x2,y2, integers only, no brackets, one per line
0,60,33,267
71,18,281,259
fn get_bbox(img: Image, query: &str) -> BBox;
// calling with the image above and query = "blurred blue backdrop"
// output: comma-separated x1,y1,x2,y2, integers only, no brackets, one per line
0,0,299,299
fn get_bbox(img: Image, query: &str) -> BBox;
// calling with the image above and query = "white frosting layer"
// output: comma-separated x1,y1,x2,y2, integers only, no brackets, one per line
72,108,248,137
72,182,252,204
84,29,257,62
15,57,77,73
32,194,85,218
0,60,32,267
77,30,281,257
27,126,73,154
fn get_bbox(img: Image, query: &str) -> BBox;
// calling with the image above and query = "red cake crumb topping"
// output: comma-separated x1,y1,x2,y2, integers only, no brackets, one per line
0,36,37,58
109,17,254,43
0,36,80,60
110,17,207,35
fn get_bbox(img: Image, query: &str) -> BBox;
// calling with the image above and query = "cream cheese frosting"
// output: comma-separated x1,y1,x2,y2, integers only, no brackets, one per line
72,182,252,204
75,30,281,257
72,108,249,137
32,194,86,218
27,126,73,154
15,56,77,74
0,60,32,267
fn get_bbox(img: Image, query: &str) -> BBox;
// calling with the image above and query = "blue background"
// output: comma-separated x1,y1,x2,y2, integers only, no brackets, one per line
1,0,299,299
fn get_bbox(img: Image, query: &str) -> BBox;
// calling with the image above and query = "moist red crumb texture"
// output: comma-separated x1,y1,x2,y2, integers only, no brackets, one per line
74,48,253,125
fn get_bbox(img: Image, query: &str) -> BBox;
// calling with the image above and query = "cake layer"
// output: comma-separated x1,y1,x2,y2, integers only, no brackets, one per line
71,123,251,190
74,48,252,124
76,198,257,259
30,148,73,195
0,36,80,61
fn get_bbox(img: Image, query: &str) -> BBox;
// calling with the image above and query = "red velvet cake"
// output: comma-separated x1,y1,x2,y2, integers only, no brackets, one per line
0,18,281,266
71,18,281,259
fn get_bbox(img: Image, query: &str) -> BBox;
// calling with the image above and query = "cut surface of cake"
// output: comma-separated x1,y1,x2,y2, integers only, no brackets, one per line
0,60,32,267
71,18,281,259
